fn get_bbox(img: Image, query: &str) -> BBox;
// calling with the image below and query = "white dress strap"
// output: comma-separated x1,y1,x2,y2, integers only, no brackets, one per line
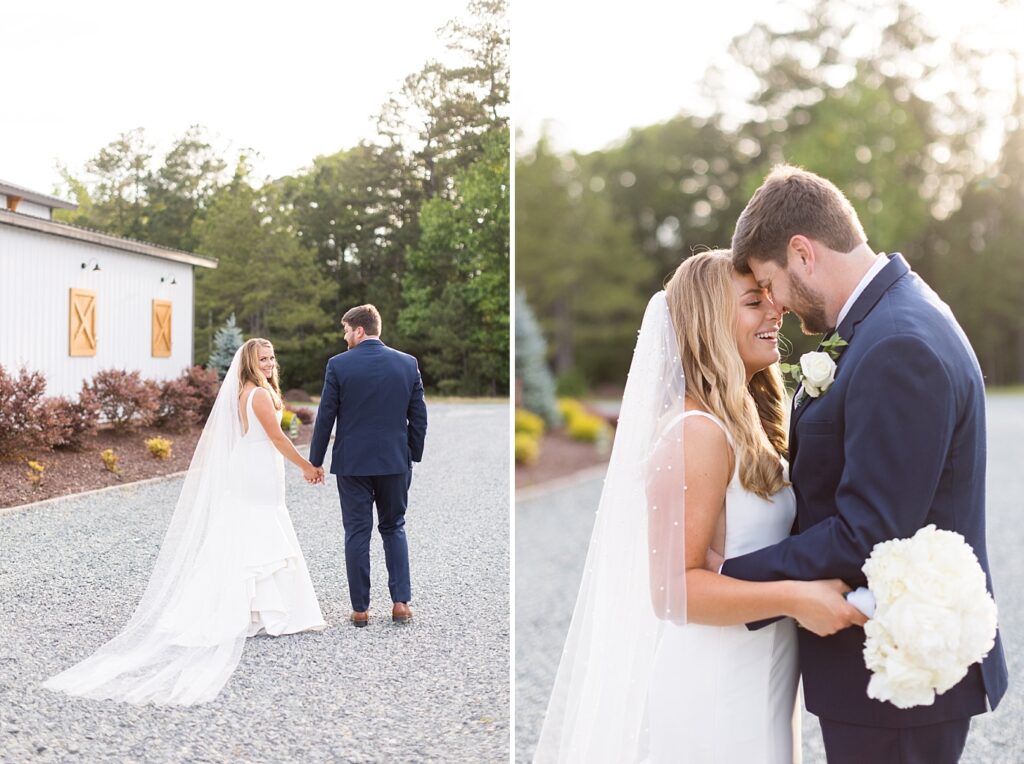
242,387,259,434
679,410,735,448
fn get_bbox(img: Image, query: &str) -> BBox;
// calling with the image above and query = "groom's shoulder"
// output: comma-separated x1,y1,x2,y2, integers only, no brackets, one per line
383,344,420,367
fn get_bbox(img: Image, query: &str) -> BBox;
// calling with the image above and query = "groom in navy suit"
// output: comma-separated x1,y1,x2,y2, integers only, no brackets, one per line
721,166,1008,763
310,304,428,627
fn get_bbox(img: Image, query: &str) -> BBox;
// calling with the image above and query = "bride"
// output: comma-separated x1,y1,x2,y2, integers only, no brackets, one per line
533,251,865,763
43,339,326,705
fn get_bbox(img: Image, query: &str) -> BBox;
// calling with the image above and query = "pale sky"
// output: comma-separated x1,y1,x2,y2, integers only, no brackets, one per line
513,0,1023,158
2,0,476,196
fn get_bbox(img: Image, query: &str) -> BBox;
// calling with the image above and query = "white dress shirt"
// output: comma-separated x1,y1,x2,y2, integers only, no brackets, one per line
835,253,889,331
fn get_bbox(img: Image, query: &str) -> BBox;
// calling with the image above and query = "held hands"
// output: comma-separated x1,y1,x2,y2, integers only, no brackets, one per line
792,579,868,637
302,463,325,485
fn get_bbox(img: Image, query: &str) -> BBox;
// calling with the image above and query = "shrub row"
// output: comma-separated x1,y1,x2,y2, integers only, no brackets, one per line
515,409,545,465
0,365,220,460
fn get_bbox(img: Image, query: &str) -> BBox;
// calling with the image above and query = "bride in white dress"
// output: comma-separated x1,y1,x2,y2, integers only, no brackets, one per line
43,339,326,705
534,251,864,763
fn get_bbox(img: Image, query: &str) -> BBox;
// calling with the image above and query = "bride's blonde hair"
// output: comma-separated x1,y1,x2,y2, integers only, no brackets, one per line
665,250,788,499
238,338,283,411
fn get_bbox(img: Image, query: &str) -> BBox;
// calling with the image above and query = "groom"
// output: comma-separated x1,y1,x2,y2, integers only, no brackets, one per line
309,304,428,627
720,166,1008,762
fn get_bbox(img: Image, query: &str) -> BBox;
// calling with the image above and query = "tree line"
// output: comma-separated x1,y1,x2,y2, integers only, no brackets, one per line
56,0,509,396
517,0,1024,389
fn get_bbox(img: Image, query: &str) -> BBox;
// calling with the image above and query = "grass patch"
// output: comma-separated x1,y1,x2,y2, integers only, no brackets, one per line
987,385,1024,395
426,396,509,405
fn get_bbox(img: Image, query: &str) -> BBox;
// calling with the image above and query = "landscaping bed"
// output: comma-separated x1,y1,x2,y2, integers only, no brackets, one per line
1,424,313,509
514,429,610,490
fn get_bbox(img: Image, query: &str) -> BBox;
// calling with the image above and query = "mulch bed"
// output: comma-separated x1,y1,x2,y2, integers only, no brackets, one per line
515,430,610,490
1,424,313,510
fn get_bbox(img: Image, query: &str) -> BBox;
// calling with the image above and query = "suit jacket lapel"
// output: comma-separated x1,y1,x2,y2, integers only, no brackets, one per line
834,253,909,343
790,252,910,434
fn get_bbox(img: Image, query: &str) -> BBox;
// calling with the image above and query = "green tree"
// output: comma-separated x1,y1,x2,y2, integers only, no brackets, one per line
56,128,153,239
516,135,655,386
144,126,227,252
283,142,418,331
378,0,509,200
399,126,509,394
193,158,335,388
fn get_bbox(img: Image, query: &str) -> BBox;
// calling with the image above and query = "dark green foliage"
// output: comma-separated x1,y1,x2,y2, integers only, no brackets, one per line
399,127,510,395
516,0,1024,386
51,1,510,394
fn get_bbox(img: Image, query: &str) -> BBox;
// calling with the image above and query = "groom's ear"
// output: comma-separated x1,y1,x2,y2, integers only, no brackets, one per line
788,235,817,275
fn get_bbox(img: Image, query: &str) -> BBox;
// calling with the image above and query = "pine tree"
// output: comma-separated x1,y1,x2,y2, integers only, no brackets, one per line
209,313,244,380
515,291,561,427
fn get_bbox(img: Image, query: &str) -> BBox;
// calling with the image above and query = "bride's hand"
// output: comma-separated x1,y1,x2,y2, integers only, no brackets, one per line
302,463,322,484
790,579,868,637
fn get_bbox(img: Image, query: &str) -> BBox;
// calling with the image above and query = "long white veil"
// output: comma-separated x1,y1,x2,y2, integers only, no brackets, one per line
534,292,688,762
43,347,250,705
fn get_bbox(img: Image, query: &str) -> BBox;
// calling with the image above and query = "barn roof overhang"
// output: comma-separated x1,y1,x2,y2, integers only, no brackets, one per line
0,179,78,211
0,209,218,269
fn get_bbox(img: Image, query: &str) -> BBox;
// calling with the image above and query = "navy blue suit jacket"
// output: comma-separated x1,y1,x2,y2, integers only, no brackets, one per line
309,339,428,476
722,253,1008,727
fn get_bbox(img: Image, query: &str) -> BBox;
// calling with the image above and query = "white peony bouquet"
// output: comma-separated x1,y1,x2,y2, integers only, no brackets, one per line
850,525,998,709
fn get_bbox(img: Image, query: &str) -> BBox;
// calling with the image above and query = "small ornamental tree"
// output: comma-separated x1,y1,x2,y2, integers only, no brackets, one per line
208,312,244,380
515,291,561,428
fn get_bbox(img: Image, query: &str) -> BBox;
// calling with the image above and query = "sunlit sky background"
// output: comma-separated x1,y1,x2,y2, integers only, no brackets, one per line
514,0,1023,160
1,0,473,196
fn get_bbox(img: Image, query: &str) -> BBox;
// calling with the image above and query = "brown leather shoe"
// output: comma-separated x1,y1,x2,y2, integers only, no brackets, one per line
392,602,412,623
351,610,369,628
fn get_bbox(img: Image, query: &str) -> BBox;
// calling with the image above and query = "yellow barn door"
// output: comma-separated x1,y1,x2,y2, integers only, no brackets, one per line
69,288,97,357
152,300,172,357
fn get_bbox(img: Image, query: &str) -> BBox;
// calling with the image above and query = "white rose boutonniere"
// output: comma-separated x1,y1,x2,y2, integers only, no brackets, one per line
781,332,848,406
799,352,836,398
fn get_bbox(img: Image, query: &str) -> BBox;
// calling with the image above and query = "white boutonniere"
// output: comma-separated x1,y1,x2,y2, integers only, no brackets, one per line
781,333,848,406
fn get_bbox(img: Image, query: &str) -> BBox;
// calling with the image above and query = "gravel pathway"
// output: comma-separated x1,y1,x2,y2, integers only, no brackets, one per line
516,394,1024,763
0,402,509,763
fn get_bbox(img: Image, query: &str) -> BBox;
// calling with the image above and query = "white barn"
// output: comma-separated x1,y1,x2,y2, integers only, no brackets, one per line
0,178,218,398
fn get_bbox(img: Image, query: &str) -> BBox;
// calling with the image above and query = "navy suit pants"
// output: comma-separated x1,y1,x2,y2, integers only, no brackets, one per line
819,717,971,764
336,471,412,612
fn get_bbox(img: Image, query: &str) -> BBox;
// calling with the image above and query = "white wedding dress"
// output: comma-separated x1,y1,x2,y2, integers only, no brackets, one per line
158,388,325,644
43,358,325,706
648,411,799,764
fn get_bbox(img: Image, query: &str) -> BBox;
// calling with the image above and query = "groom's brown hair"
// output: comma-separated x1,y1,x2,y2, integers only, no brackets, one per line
732,164,867,273
342,304,382,336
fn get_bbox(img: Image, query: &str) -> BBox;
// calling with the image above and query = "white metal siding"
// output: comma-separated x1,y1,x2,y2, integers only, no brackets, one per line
0,226,195,398
0,196,52,220
15,200,52,220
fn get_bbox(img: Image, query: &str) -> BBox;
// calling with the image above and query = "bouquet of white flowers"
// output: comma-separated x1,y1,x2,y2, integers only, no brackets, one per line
848,525,998,709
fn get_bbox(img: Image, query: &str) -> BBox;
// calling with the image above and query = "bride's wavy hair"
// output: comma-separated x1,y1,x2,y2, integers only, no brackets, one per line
665,250,788,499
238,338,283,411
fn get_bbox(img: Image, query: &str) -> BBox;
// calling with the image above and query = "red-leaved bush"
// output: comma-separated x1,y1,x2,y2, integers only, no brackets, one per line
84,369,159,433
155,377,202,431
0,366,54,459
293,407,314,425
181,366,220,421
45,389,101,451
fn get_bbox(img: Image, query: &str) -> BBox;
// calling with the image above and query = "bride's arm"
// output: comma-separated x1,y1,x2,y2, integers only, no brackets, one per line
252,388,320,481
676,417,859,635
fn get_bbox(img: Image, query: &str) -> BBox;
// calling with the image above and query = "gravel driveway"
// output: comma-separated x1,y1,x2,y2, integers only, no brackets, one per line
0,402,509,763
516,393,1024,763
